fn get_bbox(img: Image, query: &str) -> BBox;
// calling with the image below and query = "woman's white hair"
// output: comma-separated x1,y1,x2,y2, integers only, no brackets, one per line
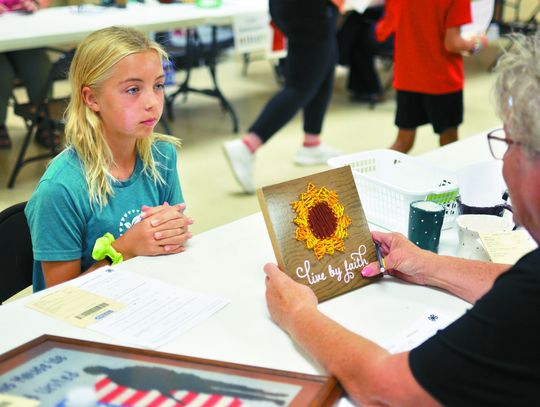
493,31,540,155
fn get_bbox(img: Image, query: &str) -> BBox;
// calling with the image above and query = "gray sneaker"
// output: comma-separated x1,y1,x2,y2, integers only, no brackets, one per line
294,144,341,166
223,139,256,194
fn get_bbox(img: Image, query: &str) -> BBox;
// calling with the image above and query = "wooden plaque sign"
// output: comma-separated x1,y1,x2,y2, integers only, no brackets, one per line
257,166,381,302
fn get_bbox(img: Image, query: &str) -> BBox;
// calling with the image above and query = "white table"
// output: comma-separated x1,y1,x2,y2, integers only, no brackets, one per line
419,131,494,170
0,139,497,373
0,135,497,377
0,0,268,52
0,212,472,375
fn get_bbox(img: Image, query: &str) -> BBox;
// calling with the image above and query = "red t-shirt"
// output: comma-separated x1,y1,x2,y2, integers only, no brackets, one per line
377,0,472,94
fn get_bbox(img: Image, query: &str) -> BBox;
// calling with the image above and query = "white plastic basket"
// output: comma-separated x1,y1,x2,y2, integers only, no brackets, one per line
328,150,459,233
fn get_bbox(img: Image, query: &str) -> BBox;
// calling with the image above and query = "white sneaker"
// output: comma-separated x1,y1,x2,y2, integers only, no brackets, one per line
294,144,341,166
223,139,256,194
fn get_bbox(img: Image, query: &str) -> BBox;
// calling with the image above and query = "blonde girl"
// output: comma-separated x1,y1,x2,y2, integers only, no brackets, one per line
26,26,192,291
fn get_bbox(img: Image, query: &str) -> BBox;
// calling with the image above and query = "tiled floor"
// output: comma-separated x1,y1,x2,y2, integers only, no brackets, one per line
0,50,501,234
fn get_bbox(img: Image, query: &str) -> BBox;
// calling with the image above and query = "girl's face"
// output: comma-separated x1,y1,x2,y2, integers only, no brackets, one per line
88,50,165,143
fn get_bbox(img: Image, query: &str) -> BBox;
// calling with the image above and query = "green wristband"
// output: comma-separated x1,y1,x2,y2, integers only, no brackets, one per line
92,232,123,265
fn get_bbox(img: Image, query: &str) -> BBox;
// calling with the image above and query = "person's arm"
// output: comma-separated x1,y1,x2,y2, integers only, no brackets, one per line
363,231,510,304
42,259,108,288
444,27,488,55
264,264,439,406
41,204,192,288
374,0,394,42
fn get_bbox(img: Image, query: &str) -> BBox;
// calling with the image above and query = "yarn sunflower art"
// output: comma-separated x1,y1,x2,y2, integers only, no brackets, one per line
291,183,352,260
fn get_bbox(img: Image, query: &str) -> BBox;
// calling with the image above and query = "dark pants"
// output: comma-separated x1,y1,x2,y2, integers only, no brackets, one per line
0,49,50,124
249,0,338,142
337,7,393,95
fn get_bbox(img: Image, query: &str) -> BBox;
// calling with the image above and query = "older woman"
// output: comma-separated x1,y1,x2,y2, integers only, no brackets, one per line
0,0,51,148
264,32,540,406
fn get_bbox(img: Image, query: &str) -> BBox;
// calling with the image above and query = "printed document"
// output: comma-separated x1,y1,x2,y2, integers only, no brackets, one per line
27,267,229,349
479,229,537,265
461,0,495,37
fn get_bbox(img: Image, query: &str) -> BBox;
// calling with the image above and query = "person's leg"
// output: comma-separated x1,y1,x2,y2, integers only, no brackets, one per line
349,8,384,100
392,91,428,153
293,5,342,165
439,127,458,146
248,37,334,143
302,42,336,137
426,90,463,148
224,37,330,192
9,49,50,106
0,53,16,148
9,49,56,148
390,128,416,153
224,5,337,191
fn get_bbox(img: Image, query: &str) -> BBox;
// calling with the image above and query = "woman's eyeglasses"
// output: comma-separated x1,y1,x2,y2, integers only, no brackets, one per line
487,128,518,160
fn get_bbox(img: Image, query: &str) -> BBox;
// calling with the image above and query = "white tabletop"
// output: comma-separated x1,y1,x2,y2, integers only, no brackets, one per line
0,0,268,52
0,212,471,375
0,135,494,375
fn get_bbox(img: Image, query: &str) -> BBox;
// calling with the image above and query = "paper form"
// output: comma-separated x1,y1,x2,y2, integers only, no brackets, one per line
71,267,229,349
27,267,229,349
26,286,125,328
381,310,453,354
479,229,537,265
461,0,495,37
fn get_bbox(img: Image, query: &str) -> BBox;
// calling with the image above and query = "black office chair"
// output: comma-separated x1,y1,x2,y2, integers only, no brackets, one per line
8,48,75,189
0,202,33,303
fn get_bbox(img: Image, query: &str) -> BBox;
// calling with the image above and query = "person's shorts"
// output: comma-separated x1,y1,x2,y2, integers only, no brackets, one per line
395,90,463,134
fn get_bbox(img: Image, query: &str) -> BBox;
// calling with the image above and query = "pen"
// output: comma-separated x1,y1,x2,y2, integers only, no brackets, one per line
374,242,386,275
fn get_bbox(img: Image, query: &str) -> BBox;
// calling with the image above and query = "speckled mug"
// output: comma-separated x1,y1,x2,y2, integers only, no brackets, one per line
408,201,445,253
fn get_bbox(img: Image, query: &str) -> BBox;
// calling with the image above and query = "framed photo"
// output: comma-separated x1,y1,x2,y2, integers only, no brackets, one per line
0,335,341,406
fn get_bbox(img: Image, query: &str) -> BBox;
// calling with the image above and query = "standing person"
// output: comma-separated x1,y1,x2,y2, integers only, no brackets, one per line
263,32,540,405
377,0,488,153
338,5,392,104
223,0,344,194
0,0,51,148
26,26,193,291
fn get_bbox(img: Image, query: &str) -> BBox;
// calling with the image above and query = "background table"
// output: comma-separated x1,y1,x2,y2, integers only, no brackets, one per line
0,0,268,52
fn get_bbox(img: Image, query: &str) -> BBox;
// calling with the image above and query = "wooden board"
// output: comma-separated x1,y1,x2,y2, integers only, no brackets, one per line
257,166,381,302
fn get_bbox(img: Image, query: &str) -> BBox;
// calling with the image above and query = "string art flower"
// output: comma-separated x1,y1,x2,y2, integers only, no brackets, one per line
291,183,352,260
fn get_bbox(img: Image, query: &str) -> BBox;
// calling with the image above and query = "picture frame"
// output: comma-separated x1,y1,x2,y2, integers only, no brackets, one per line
0,335,342,406
258,166,380,302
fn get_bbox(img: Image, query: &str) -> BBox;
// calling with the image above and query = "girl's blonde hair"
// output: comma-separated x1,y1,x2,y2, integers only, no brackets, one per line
65,26,180,208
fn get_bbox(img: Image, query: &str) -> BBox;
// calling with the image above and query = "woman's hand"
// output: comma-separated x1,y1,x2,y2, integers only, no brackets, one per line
362,231,435,286
264,263,318,332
